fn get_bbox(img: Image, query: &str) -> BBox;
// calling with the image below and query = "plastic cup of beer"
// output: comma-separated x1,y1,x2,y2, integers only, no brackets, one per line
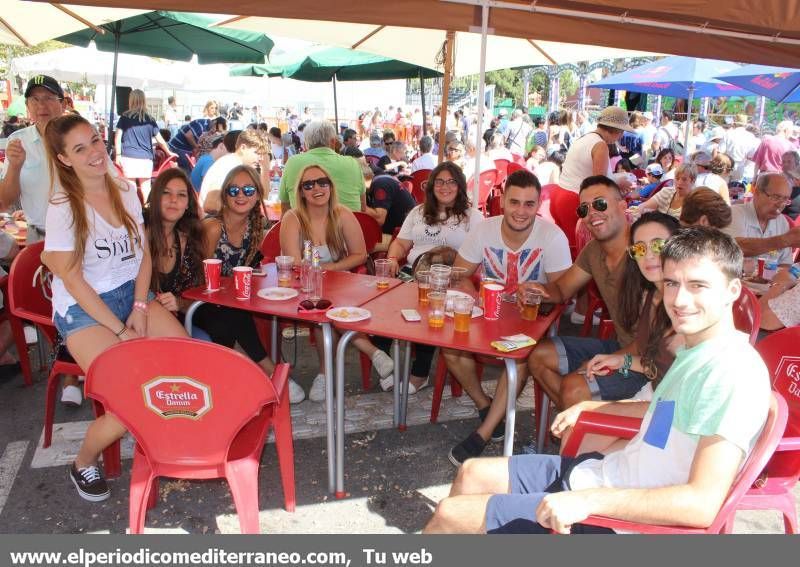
416,270,431,305
427,291,446,329
521,288,543,321
450,266,468,288
453,295,474,333
374,259,392,289
275,255,294,287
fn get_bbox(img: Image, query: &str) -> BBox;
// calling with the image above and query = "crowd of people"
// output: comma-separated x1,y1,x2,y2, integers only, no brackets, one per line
0,74,797,534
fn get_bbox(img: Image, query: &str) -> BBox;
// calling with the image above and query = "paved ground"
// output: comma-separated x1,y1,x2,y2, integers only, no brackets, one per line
0,317,795,534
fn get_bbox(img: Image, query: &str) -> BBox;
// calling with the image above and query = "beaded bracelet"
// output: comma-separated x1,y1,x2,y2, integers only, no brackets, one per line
621,353,633,377
133,300,148,312
115,324,127,338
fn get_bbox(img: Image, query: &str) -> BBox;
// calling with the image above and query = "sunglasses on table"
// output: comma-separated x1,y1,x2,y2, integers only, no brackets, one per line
301,177,332,191
225,184,257,197
628,238,667,260
298,299,332,311
576,197,608,218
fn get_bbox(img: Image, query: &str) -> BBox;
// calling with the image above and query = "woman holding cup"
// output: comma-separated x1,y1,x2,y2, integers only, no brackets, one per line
196,165,306,404
280,165,394,403
383,162,484,393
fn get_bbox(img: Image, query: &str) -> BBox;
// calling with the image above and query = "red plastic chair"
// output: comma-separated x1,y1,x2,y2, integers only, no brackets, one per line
733,286,760,345
0,274,31,387
259,221,282,264
563,392,787,534
728,327,800,533
7,242,121,476
85,338,295,534
506,162,525,176
365,155,381,169
468,169,498,214
354,211,382,255
152,154,177,179
400,180,414,195
410,169,431,204
494,159,510,189
580,281,614,340
186,154,197,170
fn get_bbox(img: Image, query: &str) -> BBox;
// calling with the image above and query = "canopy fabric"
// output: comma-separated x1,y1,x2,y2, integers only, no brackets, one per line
0,2,145,46
57,10,273,64
715,65,800,104
47,1,800,67
230,47,442,81
592,56,750,98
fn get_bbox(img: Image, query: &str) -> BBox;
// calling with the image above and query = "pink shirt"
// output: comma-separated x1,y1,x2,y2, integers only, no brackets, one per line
752,135,794,173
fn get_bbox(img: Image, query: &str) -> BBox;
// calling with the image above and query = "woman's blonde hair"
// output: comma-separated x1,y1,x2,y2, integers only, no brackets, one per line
123,89,149,122
219,165,266,268
44,114,141,269
293,165,348,261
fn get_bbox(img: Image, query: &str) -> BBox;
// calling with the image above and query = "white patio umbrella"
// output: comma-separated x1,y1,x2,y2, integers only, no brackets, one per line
0,2,145,46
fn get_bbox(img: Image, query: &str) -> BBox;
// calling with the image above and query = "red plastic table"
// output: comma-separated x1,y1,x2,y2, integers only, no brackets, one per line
182,266,402,493
330,282,562,498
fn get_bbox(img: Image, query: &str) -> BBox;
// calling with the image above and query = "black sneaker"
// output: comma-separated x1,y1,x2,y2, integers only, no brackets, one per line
478,405,506,442
448,432,487,467
69,463,110,502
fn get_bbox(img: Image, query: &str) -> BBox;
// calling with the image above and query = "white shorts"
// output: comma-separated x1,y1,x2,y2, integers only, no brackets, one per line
120,156,154,179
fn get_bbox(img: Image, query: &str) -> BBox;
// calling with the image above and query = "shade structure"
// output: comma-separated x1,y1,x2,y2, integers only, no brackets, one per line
715,65,800,104
48,0,800,68
592,56,750,99
0,2,145,46
231,47,442,82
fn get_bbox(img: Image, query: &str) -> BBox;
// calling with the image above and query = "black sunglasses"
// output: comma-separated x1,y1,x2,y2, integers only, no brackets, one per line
301,177,332,191
226,184,257,197
298,299,332,311
576,197,609,219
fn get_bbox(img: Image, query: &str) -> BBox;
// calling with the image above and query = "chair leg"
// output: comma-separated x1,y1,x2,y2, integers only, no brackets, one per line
359,352,372,392
273,392,296,512
429,355,449,423
8,316,32,386
43,368,61,448
450,376,463,397
226,459,262,534
779,497,798,534
128,455,154,534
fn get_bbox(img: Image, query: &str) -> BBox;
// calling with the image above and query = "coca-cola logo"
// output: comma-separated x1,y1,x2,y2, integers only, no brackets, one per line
143,377,212,419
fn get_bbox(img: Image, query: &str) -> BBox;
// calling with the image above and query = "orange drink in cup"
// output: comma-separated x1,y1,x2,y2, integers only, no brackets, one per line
374,259,392,289
428,291,446,328
416,270,430,305
453,295,474,333
275,255,294,287
521,288,543,321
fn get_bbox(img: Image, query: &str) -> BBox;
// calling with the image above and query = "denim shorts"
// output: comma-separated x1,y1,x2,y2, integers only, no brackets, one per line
552,336,649,401
53,280,135,338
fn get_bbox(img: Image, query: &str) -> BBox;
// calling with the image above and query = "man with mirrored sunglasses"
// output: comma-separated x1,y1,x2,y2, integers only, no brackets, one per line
523,175,649,413
200,130,269,214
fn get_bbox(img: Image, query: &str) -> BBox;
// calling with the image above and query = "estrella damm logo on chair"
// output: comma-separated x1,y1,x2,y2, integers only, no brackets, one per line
775,356,800,400
143,377,212,419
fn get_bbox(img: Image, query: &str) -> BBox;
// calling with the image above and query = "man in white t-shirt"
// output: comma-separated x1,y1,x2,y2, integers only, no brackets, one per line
443,169,571,466
720,115,760,182
425,227,770,534
200,130,268,214
651,110,679,156
504,109,532,157
411,136,437,172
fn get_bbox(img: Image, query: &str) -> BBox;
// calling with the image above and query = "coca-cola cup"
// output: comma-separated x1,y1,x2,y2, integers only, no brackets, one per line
203,259,222,292
233,266,253,300
483,283,503,320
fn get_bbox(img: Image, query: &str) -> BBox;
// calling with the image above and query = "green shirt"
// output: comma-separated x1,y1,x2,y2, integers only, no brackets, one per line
278,147,366,212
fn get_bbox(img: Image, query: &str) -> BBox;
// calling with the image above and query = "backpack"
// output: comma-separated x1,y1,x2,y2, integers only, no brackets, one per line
659,127,684,156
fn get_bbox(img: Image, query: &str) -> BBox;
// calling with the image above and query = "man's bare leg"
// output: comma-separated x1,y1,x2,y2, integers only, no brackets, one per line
527,339,567,409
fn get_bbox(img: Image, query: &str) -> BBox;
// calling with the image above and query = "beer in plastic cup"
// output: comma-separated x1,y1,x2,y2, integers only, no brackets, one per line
521,288,543,321
428,291,446,328
374,259,392,289
416,270,431,305
275,255,294,287
203,259,222,291
233,266,253,300
483,283,503,320
450,266,468,288
453,295,474,333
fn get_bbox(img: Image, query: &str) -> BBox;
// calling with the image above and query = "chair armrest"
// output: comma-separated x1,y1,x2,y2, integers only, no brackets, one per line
775,436,800,453
561,411,643,457
270,362,291,405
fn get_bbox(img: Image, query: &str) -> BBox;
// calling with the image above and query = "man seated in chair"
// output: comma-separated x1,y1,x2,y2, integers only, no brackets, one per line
425,227,770,534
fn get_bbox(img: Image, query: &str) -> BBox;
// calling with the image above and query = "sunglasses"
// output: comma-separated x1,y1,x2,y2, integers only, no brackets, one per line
226,184,257,197
301,177,332,191
576,197,609,219
628,238,667,260
432,178,458,188
298,299,332,311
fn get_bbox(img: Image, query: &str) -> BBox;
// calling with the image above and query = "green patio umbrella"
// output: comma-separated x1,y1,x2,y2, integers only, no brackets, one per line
230,46,441,129
57,11,274,142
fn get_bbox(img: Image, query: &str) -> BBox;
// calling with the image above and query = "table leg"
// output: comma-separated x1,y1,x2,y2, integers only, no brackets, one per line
334,329,357,498
183,300,204,335
322,323,339,495
271,316,279,362
536,310,560,450
503,358,518,456
399,341,412,430
392,340,401,428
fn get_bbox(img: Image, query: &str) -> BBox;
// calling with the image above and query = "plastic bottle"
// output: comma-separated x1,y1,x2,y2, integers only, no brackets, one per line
310,247,323,301
788,263,800,280
300,240,313,293
763,250,779,280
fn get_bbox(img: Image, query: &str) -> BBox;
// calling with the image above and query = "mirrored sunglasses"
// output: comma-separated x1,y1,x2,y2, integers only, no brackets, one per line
226,184,257,197
576,197,609,219
628,238,667,260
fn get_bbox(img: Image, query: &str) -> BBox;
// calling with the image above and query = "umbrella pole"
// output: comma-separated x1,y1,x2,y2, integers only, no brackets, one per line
437,30,455,163
683,85,694,161
332,73,339,134
472,4,489,208
108,23,120,152
420,68,427,138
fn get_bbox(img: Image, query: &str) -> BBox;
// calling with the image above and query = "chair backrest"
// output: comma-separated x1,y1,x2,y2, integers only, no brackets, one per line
153,154,177,178
365,155,380,168
733,286,761,345
259,221,282,263
755,327,800,486
494,159,510,187
473,169,498,210
353,211,382,253
7,240,53,330
85,337,279,467
506,162,525,175
410,169,431,204
399,179,414,194
187,154,197,169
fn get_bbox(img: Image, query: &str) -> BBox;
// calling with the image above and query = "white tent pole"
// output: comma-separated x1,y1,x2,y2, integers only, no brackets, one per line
683,85,694,160
472,0,489,209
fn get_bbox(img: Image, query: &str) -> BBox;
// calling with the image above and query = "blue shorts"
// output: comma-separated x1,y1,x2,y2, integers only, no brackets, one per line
552,336,649,401
485,453,612,534
53,280,135,338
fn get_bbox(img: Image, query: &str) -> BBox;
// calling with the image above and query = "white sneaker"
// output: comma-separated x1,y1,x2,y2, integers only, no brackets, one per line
371,350,395,379
288,378,306,404
308,373,326,402
380,374,394,392
569,311,601,326
61,384,83,407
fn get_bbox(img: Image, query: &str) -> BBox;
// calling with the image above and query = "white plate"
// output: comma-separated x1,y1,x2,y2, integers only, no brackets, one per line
326,306,371,322
445,306,484,318
257,287,299,301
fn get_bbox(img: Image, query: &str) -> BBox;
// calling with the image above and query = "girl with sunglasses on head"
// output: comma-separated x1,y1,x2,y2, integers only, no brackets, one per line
42,115,188,502
280,165,393,402
197,164,306,403
553,212,682,443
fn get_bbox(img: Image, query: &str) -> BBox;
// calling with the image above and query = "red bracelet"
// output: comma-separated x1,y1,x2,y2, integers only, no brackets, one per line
133,300,148,312
387,256,398,261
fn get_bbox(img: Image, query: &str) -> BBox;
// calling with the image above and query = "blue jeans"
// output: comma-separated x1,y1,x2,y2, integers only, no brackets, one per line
53,280,134,338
